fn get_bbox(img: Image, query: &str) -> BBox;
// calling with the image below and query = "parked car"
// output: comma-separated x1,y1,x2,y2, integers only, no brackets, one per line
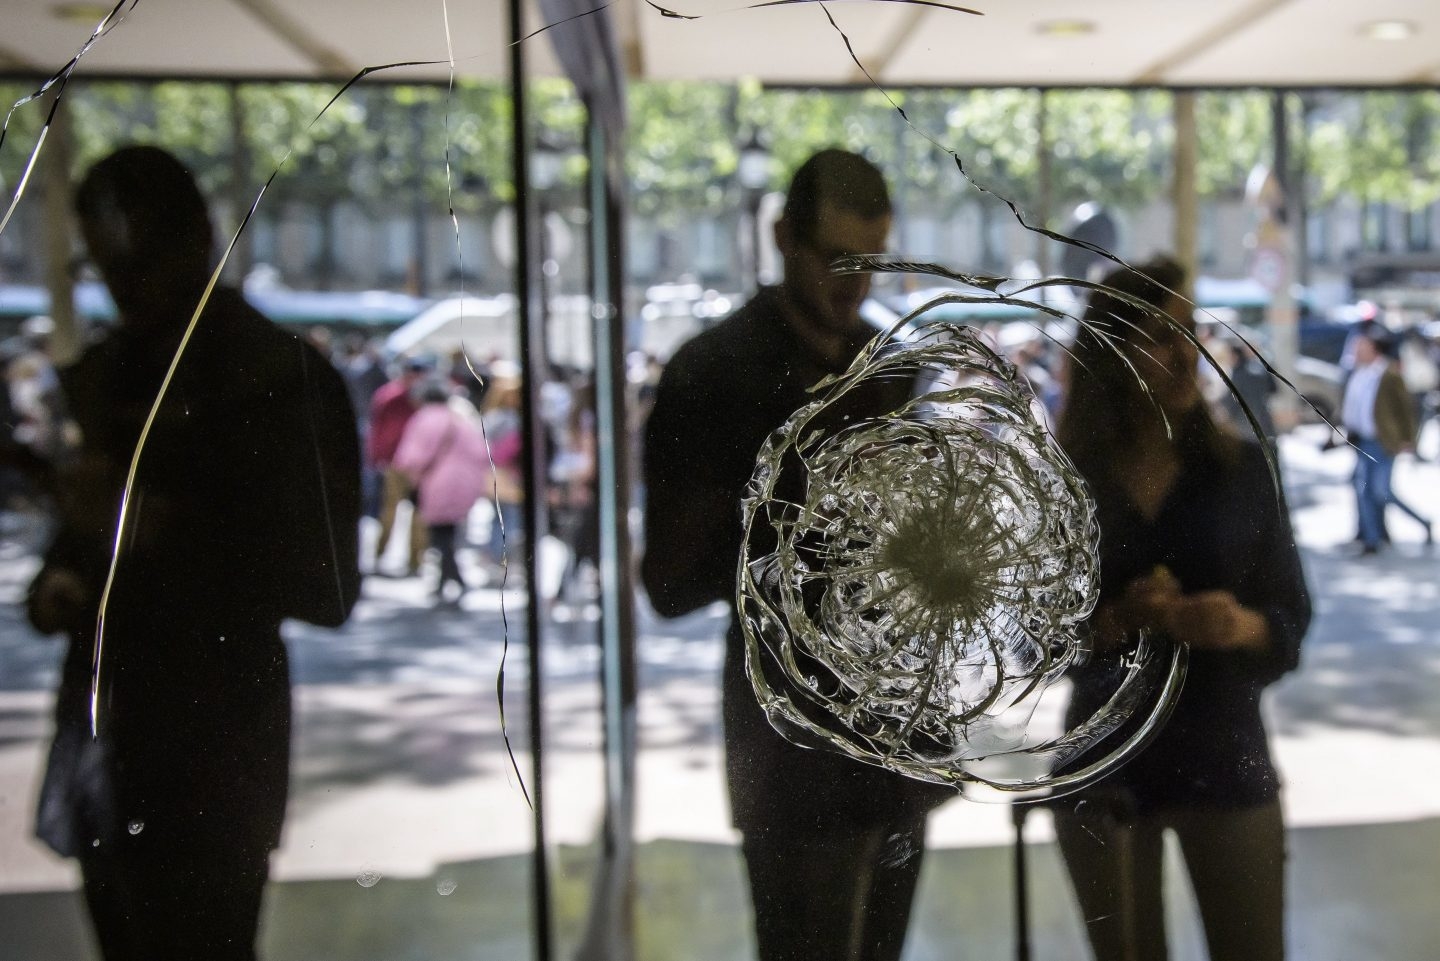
1298,313,1353,365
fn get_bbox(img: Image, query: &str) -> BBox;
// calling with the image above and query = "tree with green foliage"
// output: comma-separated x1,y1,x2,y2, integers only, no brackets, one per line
1308,91,1440,212
1194,91,1271,198
628,82,743,223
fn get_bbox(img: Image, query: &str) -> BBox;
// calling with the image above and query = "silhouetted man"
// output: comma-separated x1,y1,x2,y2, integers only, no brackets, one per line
27,146,361,960
643,150,949,961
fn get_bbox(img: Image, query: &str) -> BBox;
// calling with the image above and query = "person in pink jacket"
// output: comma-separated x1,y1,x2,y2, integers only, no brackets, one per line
393,378,492,602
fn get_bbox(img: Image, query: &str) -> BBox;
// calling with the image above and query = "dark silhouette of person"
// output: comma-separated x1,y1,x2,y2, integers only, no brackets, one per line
1052,257,1311,961
25,146,361,960
643,149,950,961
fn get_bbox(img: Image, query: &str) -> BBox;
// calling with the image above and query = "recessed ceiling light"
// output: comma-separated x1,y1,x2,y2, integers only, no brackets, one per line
1362,20,1418,41
1036,19,1097,37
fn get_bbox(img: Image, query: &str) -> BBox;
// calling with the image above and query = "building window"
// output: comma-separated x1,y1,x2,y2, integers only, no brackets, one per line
1406,204,1433,252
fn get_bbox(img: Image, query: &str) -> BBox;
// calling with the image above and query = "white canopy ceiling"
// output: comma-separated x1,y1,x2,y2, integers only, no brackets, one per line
1,0,1438,87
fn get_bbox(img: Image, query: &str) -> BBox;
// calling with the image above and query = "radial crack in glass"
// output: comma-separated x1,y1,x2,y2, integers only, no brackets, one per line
738,312,1187,799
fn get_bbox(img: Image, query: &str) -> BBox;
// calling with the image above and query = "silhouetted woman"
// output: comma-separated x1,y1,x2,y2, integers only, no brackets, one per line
1053,257,1311,961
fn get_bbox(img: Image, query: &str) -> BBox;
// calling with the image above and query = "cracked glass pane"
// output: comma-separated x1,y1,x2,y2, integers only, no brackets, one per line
3,4,1440,961
738,303,1188,796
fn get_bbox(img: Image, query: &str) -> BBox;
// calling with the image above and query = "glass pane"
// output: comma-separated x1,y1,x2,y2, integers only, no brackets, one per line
527,78,612,959
631,75,1440,961
5,7,1440,961
0,24,545,957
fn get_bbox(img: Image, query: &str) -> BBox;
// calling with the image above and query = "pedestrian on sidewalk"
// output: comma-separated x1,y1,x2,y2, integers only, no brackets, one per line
479,366,525,569
394,377,491,603
1342,322,1430,554
368,356,432,575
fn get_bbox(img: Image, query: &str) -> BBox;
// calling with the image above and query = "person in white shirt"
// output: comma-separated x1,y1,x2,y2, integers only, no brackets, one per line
1341,324,1428,554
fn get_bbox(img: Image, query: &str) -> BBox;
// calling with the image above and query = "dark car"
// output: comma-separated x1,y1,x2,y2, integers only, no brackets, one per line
1299,312,1354,365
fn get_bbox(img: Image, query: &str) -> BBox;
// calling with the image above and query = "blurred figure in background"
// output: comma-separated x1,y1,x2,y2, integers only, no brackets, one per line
1215,330,1277,445
0,316,64,515
1342,323,1429,554
480,362,525,570
6,315,65,464
393,377,490,604
337,336,389,518
447,347,492,411
549,374,598,606
368,356,431,575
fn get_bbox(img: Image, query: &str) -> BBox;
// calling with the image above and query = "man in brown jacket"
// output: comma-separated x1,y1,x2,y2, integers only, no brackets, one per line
1342,323,1429,553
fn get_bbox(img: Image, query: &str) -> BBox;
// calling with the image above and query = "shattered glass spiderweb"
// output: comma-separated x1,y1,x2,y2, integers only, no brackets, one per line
738,314,1187,798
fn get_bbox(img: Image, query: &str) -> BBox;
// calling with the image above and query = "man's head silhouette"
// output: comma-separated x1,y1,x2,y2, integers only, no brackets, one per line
75,145,214,331
773,149,890,362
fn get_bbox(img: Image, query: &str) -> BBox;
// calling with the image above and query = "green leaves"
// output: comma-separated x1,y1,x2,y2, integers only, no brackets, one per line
9,77,1440,257
1195,91,1269,198
1308,91,1440,211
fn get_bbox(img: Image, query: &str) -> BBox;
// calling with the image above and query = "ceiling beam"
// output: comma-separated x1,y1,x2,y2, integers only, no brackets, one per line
228,0,357,78
1132,0,1298,85
848,6,928,84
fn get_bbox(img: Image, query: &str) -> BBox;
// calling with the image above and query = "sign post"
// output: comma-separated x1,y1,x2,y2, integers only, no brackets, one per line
1247,164,1299,430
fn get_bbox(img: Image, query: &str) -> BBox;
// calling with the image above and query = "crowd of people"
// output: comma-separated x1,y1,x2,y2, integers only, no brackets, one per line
292,332,610,608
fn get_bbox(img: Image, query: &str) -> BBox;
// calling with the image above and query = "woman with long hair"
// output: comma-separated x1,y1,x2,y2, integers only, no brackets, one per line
1053,257,1311,961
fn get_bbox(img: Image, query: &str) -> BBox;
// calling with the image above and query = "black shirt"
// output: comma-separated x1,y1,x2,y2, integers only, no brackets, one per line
643,286,953,833
1065,436,1311,812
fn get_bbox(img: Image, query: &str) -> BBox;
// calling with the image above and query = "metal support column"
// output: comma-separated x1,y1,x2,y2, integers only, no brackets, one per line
1036,88,1053,277
576,98,639,961
227,82,253,285
1172,90,1199,302
508,0,554,956
1268,90,1300,424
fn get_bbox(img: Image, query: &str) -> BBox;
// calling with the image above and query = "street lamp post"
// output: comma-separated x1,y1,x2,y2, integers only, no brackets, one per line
737,129,771,292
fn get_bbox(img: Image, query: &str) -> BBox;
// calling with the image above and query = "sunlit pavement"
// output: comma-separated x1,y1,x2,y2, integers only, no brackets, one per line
2,425,1439,959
